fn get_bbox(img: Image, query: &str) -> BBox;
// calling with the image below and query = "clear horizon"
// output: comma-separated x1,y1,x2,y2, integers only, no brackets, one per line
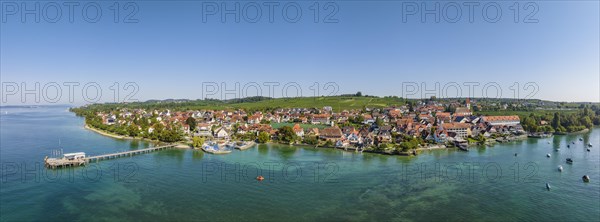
1,1,599,105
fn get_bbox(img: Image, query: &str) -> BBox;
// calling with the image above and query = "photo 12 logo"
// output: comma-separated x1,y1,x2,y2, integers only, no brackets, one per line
401,1,539,23
1,82,140,104
401,82,540,100
201,81,340,100
0,161,140,184
201,1,340,23
1,1,140,23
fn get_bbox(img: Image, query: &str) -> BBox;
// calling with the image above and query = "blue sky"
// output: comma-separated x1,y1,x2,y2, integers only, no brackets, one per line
1,1,598,105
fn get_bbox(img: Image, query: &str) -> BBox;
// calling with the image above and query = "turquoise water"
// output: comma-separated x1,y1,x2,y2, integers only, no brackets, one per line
1,106,599,221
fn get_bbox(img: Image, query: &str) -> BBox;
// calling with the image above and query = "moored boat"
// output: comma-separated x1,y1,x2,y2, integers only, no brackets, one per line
201,142,232,154
582,175,590,182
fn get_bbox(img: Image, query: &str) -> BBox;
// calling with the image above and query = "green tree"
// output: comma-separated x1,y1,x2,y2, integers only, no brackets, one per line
127,124,140,137
522,116,538,132
302,135,319,145
551,112,561,129
277,126,297,143
192,136,205,148
580,116,593,129
185,117,197,132
257,131,270,143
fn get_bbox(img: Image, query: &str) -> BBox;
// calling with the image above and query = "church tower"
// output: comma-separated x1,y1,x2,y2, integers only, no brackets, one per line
466,98,471,109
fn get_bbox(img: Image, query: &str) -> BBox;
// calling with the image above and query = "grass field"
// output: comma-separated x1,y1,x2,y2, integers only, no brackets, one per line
105,96,408,112
228,96,406,111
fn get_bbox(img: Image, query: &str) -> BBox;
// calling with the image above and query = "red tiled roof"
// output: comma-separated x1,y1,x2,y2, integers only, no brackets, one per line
482,116,520,122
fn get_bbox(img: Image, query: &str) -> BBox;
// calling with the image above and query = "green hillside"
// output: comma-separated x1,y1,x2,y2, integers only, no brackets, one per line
229,96,406,111
82,96,408,112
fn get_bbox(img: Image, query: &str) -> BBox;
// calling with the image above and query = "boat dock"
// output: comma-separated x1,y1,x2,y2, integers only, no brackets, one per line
44,144,176,168
235,141,256,150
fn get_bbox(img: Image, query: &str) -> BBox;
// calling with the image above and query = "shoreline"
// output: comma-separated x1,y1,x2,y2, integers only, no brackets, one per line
84,124,190,148
84,122,593,155
554,128,590,135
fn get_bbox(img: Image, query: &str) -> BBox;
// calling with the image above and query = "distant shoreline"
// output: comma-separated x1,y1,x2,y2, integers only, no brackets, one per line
554,128,590,135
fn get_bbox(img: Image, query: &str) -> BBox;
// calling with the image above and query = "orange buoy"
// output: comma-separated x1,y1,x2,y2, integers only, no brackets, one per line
256,176,264,181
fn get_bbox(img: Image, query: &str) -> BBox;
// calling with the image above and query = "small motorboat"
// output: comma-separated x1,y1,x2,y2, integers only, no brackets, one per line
256,175,265,181
582,175,590,183
547,141,551,144
567,145,570,148
514,153,518,157
546,183,551,190
558,165,563,172
566,158,574,164
579,138,583,141
588,143,592,147
555,148,560,152
546,153,551,158
572,141,575,144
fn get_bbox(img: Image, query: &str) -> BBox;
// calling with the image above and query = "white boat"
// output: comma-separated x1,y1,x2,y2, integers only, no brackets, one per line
588,143,592,147
558,165,563,172
201,142,232,154
546,153,551,158
63,152,86,160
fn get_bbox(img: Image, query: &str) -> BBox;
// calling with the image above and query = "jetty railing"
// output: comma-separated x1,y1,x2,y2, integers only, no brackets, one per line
44,144,177,168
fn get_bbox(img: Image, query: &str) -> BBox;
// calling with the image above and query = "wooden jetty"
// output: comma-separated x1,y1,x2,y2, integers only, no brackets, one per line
44,144,176,169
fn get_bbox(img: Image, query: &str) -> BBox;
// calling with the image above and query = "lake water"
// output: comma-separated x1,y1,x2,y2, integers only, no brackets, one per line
1,106,599,221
